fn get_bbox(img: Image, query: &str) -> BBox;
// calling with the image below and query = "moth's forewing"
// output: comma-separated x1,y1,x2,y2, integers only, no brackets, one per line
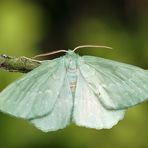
80,56,148,110
0,58,66,119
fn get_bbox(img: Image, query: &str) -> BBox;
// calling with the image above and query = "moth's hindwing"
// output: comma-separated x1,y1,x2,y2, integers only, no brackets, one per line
30,75,73,132
73,70,126,129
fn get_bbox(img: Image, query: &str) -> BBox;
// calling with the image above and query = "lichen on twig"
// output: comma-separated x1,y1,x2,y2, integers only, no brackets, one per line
0,54,41,73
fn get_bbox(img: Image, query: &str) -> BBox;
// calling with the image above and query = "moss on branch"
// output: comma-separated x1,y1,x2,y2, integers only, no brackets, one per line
0,54,41,73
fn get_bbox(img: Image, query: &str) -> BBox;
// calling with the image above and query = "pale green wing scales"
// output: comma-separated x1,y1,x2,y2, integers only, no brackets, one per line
30,75,73,132
73,71,125,129
79,56,148,110
0,58,66,119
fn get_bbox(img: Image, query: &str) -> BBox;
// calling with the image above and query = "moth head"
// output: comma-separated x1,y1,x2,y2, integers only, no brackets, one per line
66,49,78,56
64,50,79,68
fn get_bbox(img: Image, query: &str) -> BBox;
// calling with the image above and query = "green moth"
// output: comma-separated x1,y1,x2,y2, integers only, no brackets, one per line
0,45,148,132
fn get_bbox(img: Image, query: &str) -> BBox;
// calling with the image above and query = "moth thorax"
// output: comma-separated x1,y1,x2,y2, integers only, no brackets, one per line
67,59,77,72
64,52,78,69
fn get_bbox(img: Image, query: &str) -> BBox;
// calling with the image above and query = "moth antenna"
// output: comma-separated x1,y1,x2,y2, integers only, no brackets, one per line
73,45,113,52
32,50,68,59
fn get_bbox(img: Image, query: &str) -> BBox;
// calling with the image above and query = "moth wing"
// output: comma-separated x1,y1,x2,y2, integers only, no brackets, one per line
73,71,125,129
0,58,67,119
79,56,148,110
30,75,73,132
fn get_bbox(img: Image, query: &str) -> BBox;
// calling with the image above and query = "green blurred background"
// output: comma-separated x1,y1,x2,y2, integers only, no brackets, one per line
0,0,148,148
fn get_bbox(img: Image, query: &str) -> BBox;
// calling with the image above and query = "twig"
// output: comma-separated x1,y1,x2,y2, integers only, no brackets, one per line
0,54,41,73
